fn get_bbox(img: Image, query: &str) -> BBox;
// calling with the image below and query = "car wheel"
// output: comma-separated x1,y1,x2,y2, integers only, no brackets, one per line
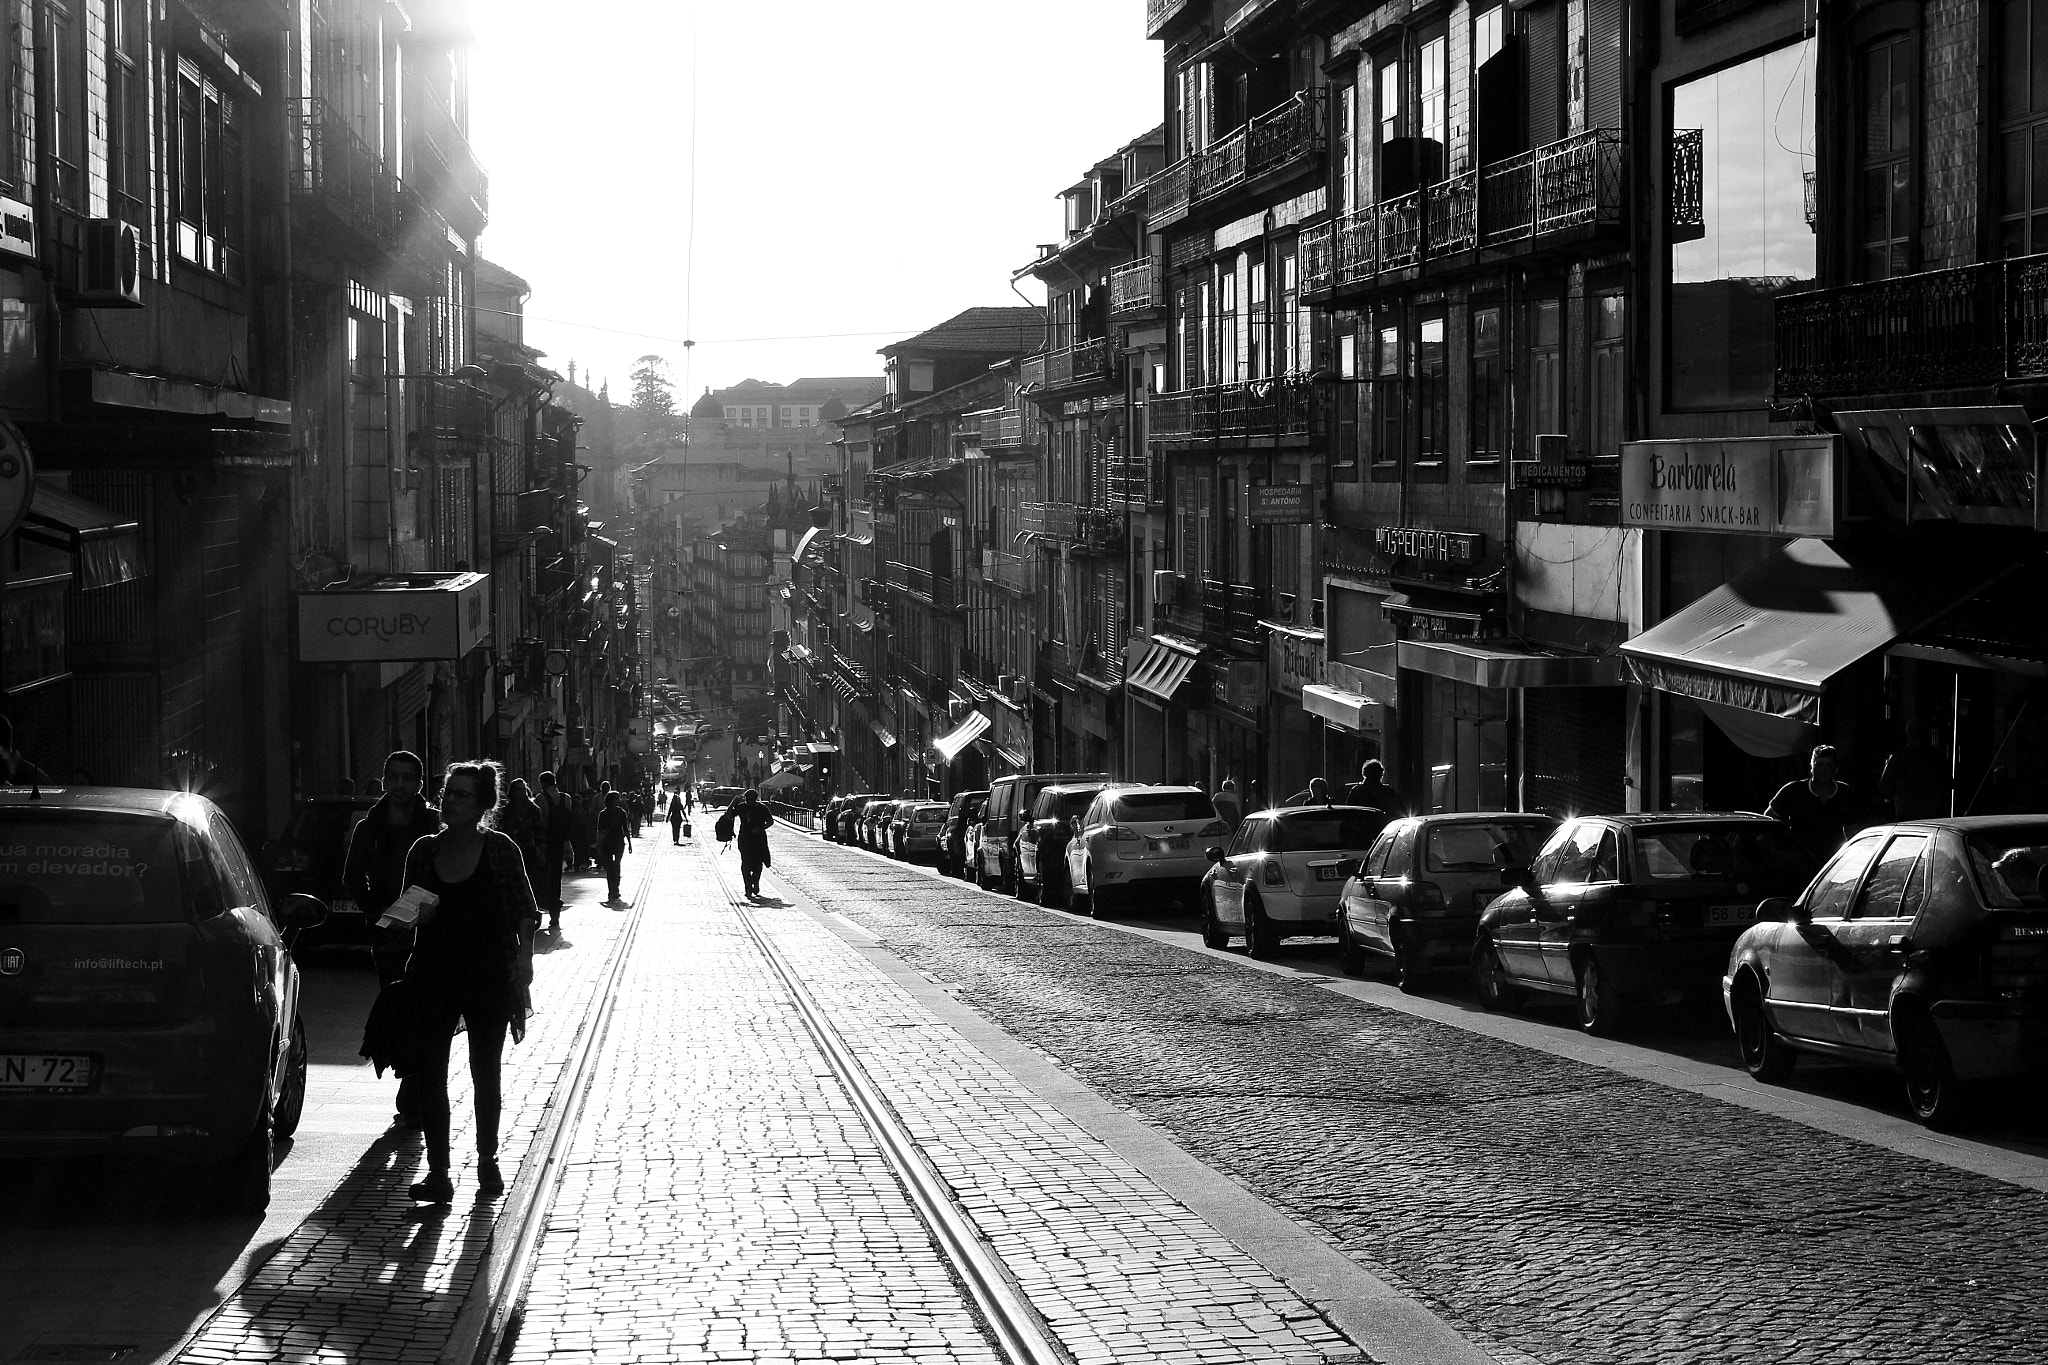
1201,892,1231,950
1084,875,1112,919
1015,871,1039,904
1575,955,1629,1037
1897,1006,1974,1129
1731,977,1795,1084
215,1104,273,1216
272,1017,310,1139
972,860,988,890
1244,891,1280,959
1046,866,1069,909
1391,933,1426,995
1470,934,1524,1012
1336,921,1365,976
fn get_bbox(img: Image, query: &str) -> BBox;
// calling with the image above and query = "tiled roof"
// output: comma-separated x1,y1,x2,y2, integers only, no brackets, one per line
880,307,1043,358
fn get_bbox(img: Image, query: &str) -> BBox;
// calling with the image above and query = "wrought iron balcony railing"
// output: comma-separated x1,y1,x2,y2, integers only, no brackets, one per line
1020,501,1123,554
1479,151,1535,247
1774,252,2048,398
1535,128,1624,234
409,93,489,225
1019,355,1047,390
1245,90,1325,183
1149,160,1192,228
1299,222,1334,294
297,98,397,247
980,549,1033,594
1040,337,1116,390
1149,375,1321,443
1110,256,1166,317
1427,168,1478,256
1335,206,1377,284
1378,190,1424,270
412,375,493,462
885,559,960,612
1194,127,1247,200
1146,0,1194,37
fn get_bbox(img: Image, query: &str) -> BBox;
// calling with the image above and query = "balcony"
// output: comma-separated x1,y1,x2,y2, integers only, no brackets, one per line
411,375,493,462
1378,190,1424,271
408,94,489,232
1039,337,1117,393
1150,160,1192,228
1149,375,1322,444
1299,222,1334,294
1189,92,1325,210
296,98,398,250
1019,354,1047,390
1774,253,2048,398
1167,578,1262,648
1426,168,1478,257
1535,129,1624,234
979,549,1034,595
885,560,960,612
1146,0,1196,37
1021,501,1123,555
1110,257,1166,319
1194,127,1247,201
970,406,1029,451
1107,444,1167,509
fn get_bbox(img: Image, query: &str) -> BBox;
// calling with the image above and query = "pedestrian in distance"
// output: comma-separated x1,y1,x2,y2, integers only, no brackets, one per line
398,760,539,1204
598,791,633,904
570,789,597,871
342,750,440,1128
1878,716,1950,820
500,778,549,923
668,789,685,845
1766,745,1863,862
1212,779,1243,831
717,788,775,898
1284,776,1336,806
1346,759,1406,818
534,771,571,932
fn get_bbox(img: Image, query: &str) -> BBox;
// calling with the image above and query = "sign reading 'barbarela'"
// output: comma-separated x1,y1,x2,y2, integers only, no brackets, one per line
294,572,492,662
1619,436,1838,538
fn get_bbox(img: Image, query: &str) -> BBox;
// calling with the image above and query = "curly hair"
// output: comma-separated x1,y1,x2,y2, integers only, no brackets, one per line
442,759,506,827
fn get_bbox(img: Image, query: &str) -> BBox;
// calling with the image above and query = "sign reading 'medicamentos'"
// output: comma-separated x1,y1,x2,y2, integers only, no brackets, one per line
1620,436,1837,538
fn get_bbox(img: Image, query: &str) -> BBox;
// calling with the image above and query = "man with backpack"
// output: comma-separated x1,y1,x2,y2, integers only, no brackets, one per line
535,770,571,931
597,791,634,904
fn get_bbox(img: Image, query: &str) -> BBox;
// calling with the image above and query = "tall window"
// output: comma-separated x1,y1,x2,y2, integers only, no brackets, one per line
174,60,246,279
1859,35,1914,279
1526,298,1563,441
1195,278,1214,387
49,3,83,208
1469,306,1505,471
1998,0,2048,257
1416,314,1448,467
1276,242,1306,373
1378,55,1403,149
1566,0,1589,134
1419,34,1449,157
1334,80,1357,216
1473,5,1505,69
1218,262,1240,384
1372,318,1404,477
1590,290,1626,456
1248,257,1268,378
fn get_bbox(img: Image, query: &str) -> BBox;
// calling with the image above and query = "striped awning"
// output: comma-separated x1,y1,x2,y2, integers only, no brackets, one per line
932,710,991,763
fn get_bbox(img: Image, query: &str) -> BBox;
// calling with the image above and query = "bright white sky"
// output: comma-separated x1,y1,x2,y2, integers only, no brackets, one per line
469,1,1163,403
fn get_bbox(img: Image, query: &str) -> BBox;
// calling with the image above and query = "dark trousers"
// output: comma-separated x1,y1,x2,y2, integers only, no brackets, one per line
669,813,682,844
416,998,509,1175
370,924,419,1121
539,839,566,912
601,844,624,901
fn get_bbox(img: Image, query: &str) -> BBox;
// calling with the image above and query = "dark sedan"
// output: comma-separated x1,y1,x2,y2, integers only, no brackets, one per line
258,796,376,946
1472,813,1815,1036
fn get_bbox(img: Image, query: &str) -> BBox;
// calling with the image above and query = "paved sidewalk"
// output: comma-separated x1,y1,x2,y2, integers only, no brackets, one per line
170,853,640,1365
508,839,1365,1365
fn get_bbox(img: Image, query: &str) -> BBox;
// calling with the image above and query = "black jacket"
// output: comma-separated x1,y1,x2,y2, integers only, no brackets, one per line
342,794,441,915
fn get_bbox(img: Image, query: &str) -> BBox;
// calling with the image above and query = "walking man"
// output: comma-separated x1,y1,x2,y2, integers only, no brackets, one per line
1212,778,1243,830
597,791,633,904
1346,759,1406,817
718,788,776,898
342,749,439,1127
1766,745,1862,861
534,770,570,932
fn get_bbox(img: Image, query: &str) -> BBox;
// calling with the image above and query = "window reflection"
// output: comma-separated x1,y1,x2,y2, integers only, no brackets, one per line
1669,39,1816,408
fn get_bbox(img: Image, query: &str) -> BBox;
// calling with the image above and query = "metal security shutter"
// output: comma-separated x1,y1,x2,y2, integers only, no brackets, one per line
1523,1,1561,147
1525,686,1625,818
1587,0,1622,132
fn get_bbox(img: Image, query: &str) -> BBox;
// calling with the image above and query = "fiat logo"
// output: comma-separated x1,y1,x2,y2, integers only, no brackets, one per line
0,948,22,976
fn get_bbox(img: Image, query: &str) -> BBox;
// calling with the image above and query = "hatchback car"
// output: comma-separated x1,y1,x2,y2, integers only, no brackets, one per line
831,795,885,843
1337,813,1559,989
1199,805,1385,954
1071,785,1228,915
975,773,1108,893
1017,783,1110,905
1725,816,2048,1127
938,791,988,878
258,796,376,946
884,801,925,857
863,800,903,852
897,802,950,862
0,787,327,1213
1473,813,1815,1036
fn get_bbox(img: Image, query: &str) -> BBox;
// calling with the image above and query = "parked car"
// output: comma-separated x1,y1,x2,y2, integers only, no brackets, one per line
1072,785,1229,916
1473,813,1816,1036
257,796,377,947
1724,816,2048,1128
700,786,744,811
897,802,950,862
863,800,903,852
884,801,923,857
975,773,1109,893
1336,812,1559,989
1197,804,1382,955
963,821,983,883
818,796,850,841
832,795,886,843
938,791,989,878
1017,783,1111,904
0,787,328,1213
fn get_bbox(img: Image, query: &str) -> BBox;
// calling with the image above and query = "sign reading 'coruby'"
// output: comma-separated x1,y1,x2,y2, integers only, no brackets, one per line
294,572,492,663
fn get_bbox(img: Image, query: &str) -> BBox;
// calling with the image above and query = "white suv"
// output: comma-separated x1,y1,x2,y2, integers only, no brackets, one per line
1066,785,1227,916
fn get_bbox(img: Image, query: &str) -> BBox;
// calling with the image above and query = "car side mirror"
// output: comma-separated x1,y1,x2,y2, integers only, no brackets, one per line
1336,858,1361,881
1756,896,1801,923
280,893,328,930
1205,846,1226,864
1500,864,1532,888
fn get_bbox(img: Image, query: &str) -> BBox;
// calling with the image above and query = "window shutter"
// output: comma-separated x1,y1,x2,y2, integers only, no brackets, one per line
1586,0,1621,131
1523,1,1561,148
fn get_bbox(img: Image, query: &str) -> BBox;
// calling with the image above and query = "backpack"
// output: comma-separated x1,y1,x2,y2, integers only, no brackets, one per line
714,807,736,842
542,789,572,839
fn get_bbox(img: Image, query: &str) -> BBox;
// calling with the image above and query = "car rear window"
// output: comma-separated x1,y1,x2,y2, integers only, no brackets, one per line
1114,792,1215,821
1055,789,1104,819
1425,821,1551,872
1273,812,1384,851
1630,824,1811,884
914,807,946,823
0,813,188,923
1966,825,2048,907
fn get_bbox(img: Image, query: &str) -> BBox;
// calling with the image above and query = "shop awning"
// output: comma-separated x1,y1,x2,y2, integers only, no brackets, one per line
1125,638,1202,703
932,710,991,762
870,721,898,748
1302,684,1383,733
1621,536,2007,723
792,525,825,564
21,480,143,589
1397,640,1623,689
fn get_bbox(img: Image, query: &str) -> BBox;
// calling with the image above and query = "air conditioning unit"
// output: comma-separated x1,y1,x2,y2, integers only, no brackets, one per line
79,218,144,307
1151,569,1179,608
1006,678,1029,704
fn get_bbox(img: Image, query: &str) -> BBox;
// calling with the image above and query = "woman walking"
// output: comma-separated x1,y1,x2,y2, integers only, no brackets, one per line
400,760,540,1203
499,777,551,931
668,788,685,845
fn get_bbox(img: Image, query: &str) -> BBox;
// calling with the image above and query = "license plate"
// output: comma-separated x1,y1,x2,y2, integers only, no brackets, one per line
1151,836,1190,851
0,1054,94,1092
1706,904,1756,926
1474,890,1496,909
1313,865,1343,882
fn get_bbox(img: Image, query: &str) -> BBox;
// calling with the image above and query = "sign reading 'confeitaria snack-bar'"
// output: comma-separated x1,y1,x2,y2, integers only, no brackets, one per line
1620,436,1838,538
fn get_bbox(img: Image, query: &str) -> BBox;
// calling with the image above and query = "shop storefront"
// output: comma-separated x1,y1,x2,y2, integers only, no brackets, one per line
1266,620,1327,799
1197,659,1264,804
1124,634,1203,783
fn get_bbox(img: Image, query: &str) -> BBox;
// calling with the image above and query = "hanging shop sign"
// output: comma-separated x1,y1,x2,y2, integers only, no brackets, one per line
1620,436,1838,538
1320,523,1386,582
1373,526,1484,563
295,571,492,663
1832,407,2042,531
1248,484,1316,525
1267,624,1326,698
1209,659,1267,712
